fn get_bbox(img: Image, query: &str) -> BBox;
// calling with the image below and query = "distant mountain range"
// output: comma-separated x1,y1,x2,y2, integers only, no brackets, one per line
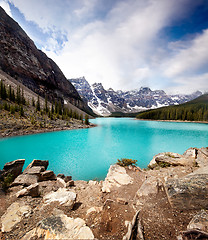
69,77,202,116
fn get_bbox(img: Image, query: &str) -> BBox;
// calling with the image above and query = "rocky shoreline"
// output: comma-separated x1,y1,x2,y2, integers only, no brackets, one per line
0,122,95,138
0,147,208,239
0,110,96,138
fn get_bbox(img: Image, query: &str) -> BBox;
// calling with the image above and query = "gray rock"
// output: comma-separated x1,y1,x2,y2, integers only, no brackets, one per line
20,213,94,240
164,174,208,210
12,174,39,186
1,202,31,232
64,175,72,182
66,180,74,187
137,176,162,198
102,165,133,193
196,147,208,167
16,183,40,198
40,170,57,181
3,159,25,179
188,165,208,176
57,173,65,179
155,154,193,167
149,152,194,169
183,147,197,158
43,188,76,208
23,166,45,175
187,210,208,232
25,159,49,171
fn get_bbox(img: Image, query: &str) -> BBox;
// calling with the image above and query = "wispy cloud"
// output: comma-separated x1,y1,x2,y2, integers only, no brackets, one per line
164,29,208,78
1,0,208,93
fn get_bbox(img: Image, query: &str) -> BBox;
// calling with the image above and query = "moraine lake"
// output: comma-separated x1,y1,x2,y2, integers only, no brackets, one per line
0,118,208,180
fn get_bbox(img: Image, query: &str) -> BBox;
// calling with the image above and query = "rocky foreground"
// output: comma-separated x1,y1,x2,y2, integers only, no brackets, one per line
0,147,208,239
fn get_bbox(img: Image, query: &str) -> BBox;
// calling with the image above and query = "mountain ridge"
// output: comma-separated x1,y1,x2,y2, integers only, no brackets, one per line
69,77,202,116
0,7,92,115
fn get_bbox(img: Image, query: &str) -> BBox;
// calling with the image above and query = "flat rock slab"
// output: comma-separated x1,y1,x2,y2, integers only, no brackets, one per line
23,166,45,175
164,174,208,210
21,214,94,240
24,159,49,171
40,170,57,181
187,210,208,232
12,174,39,186
1,202,31,232
102,165,133,193
43,188,76,208
148,152,196,169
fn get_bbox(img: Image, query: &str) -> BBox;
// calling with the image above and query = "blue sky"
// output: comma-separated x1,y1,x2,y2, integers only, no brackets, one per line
0,0,208,94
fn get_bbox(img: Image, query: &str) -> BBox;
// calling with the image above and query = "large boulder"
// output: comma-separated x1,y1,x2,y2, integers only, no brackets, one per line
164,170,208,210
24,159,49,171
183,147,197,159
102,165,133,193
137,176,162,198
20,214,94,240
12,159,57,187
196,147,208,167
43,188,76,209
187,210,208,232
1,202,31,232
23,166,45,175
149,152,195,169
2,159,25,179
40,170,57,181
16,183,40,198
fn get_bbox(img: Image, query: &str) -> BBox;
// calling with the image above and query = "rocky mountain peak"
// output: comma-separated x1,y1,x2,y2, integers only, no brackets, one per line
0,7,90,113
139,87,152,94
70,77,202,116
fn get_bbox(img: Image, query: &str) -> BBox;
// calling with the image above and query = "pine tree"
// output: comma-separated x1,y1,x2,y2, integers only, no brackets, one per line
51,104,54,114
16,86,21,104
0,81,7,100
58,101,62,115
11,88,15,102
55,100,58,114
8,85,12,100
85,114,89,125
36,96,40,111
32,97,35,107
44,95,49,113
21,88,26,105
19,105,24,116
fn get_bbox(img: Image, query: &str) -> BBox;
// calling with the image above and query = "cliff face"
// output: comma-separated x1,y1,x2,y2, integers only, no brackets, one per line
0,7,86,110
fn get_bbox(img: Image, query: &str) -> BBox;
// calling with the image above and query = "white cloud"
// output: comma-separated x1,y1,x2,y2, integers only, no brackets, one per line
0,0,12,17
164,29,208,78
2,0,208,94
166,73,208,94
42,0,196,91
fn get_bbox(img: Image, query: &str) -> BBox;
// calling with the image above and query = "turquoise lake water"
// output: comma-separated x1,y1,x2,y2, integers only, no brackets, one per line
0,118,208,180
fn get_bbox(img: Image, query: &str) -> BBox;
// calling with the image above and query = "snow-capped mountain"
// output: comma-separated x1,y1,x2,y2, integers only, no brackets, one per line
69,77,202,116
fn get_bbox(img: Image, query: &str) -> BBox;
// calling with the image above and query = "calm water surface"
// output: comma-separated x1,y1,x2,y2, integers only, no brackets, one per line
0,118,208,180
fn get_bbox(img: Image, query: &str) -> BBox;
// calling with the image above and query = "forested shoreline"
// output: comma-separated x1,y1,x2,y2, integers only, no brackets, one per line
136,94,208,122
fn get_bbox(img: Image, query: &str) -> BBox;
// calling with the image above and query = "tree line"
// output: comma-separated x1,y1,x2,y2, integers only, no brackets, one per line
136,102,208,122
0,80,89,124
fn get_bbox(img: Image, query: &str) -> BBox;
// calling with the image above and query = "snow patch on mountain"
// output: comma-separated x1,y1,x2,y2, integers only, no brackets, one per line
69,77,202,116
